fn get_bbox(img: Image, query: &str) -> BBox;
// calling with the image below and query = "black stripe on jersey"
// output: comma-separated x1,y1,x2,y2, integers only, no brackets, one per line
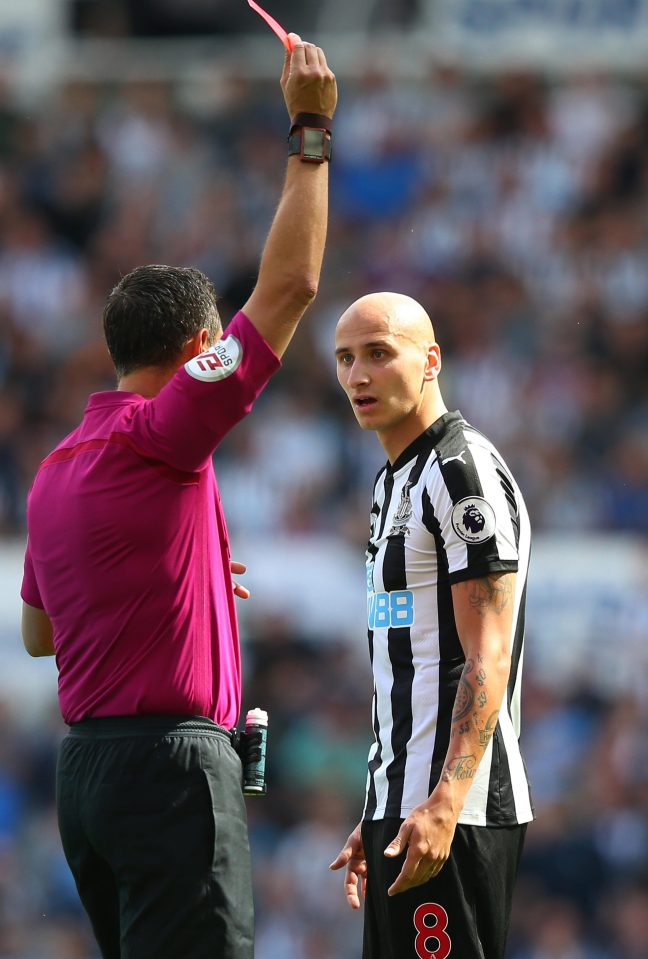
486,723,515,825
507,580,527,710
384,631,415,818
367,466,387,563
492,454,520,550
364,469,395,820
421,484,465,795
383,450,430,818
367,503,381,563
376,469,393,542
365,634,380,820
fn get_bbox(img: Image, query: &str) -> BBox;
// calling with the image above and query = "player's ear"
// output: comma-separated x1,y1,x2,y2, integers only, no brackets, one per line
424,343,441,381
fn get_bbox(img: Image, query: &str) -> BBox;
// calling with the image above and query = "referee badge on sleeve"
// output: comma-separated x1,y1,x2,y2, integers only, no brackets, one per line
451,497,496,544
185,336,242,382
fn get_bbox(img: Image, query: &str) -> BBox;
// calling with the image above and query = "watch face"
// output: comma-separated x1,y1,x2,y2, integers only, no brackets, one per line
302,128,326,159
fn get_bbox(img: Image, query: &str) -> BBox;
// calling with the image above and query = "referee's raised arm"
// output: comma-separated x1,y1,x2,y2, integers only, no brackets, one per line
242,34,337,357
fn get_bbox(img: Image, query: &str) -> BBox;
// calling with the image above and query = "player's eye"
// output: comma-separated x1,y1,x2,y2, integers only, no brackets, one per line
338,353,353,364
371,349,386,360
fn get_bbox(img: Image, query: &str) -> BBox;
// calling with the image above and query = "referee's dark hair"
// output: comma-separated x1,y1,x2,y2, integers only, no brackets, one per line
103,264,222,378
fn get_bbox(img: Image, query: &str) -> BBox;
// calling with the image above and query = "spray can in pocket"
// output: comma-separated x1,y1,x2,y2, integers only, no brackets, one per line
242,708,268,796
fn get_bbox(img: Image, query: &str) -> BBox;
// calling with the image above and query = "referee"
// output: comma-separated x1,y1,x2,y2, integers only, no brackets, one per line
330,292,533,959
20,37,336,959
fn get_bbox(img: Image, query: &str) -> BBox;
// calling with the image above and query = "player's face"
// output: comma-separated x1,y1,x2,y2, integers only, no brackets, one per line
335,313,431,438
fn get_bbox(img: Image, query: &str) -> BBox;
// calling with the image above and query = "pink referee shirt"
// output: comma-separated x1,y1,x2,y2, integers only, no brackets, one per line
21,311,280,727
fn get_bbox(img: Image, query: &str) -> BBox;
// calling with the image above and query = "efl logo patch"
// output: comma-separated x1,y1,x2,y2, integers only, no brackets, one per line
451,497,496,545
185,336,242,382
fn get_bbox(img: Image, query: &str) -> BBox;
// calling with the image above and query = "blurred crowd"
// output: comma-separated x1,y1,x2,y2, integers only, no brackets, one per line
1,47,648,959
1,66,648,539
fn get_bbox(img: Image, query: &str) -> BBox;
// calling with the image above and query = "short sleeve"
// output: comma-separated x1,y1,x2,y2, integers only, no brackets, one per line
423,444,520,585
116,311,281,472
21,538,44,609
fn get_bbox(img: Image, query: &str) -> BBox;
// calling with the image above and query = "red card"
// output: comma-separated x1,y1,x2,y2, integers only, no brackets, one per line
247,0,292,50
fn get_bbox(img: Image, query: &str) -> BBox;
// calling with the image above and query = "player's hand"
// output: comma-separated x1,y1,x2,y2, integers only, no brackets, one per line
329,822,366,910
384,800,458,896
230,561,250,600
281,34,337,121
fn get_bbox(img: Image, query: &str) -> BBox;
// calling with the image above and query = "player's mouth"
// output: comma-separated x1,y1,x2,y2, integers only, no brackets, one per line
354,395,378,410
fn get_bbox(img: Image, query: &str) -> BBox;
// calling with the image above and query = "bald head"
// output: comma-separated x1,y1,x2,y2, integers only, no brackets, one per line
336,292,435,346
334,291,446,458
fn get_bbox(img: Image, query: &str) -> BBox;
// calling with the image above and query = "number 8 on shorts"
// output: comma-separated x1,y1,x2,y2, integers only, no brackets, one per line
413,903,452,959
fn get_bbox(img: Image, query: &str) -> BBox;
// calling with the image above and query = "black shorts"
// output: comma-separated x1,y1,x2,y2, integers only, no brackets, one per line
56,715,252,959
361,818,527,959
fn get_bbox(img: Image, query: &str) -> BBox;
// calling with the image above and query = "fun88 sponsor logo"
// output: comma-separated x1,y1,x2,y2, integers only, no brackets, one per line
367,590,414,629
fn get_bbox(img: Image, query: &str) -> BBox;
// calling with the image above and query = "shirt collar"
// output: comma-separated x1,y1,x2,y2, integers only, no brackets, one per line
85,391,145,412
388,411,465,474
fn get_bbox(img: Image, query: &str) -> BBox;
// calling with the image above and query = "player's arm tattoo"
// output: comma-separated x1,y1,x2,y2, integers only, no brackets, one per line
467,573,512,618
476,711,499,749
453,658,475,722
442,754,477,782
451,658,498,752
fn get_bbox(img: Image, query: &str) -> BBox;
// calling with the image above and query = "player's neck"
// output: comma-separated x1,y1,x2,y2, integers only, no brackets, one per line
379,398,448,465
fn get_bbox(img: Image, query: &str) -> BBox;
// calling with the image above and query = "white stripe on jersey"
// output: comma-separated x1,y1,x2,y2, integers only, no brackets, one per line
504,487,534,823
362,412,533,826
457,739,494,826
499,706,534,824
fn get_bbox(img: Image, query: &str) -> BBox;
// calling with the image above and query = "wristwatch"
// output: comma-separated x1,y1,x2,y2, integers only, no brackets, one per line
288,126,332,163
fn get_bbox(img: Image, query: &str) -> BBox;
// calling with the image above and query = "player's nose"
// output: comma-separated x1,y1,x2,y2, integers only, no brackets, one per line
348,359,370,387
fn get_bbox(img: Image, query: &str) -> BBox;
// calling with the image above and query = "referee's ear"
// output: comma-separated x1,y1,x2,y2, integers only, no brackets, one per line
197,328,212,352
183,328,212,363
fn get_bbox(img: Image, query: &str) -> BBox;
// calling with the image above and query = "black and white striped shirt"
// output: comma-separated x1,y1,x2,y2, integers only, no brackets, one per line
363,411,533,827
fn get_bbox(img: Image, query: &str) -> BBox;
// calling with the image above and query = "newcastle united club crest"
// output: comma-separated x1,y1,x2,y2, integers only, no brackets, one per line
388,482,413,537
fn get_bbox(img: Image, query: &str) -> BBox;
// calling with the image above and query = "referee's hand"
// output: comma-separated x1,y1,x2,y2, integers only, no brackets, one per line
230,561,250,600
280,34,337,122
329,822,366,910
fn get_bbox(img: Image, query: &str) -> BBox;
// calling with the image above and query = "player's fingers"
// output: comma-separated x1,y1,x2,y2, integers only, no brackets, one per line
344,863,363,910
388,853,444,896
384,821,412,857
230,561,247,574
387,847,423,897
329,844,353,870
429,855,447,878
387,869,412,897
233,581,251,600
387,868,422,897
